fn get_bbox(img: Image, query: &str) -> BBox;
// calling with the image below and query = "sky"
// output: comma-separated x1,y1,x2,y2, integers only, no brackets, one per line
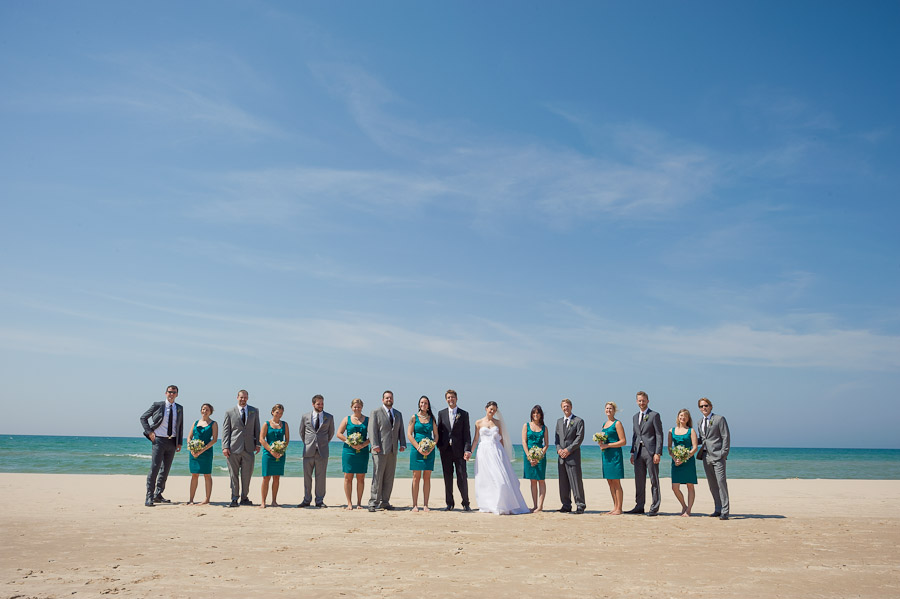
1,1,898,447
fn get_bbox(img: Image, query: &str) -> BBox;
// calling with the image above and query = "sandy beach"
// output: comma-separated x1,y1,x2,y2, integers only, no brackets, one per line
1,473,898,598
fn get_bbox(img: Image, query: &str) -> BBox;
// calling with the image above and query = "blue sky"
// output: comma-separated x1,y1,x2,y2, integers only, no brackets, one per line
1,1,898,447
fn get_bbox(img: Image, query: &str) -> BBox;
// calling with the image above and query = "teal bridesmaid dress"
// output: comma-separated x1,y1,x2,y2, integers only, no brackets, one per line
601,420,624,480
523,425,547,480
188,420,214,475
671,428,698,484
409,417,435,471
342,416,370,474
261,422,286,477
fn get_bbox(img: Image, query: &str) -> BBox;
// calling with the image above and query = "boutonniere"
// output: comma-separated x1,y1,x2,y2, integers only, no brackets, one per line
454,412,459,422
643,414,649,423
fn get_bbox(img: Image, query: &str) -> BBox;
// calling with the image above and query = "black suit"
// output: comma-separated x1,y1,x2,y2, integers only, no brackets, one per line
436,407,472,508
140,400,184,501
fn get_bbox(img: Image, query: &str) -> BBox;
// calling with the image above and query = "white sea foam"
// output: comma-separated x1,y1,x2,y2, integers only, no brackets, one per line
103,453,152,459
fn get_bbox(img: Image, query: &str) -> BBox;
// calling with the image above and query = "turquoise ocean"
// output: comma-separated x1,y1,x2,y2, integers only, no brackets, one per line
1,435,898,479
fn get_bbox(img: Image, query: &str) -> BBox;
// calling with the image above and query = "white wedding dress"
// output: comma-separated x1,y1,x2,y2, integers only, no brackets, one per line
474,426,530,515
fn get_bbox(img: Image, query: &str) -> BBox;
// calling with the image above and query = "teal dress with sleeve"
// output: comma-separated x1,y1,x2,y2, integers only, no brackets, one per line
409,417,436,471
188,420,215,475
342,416,370,474
601,420,624,480
261,422,286,477
671,427,698,484
523,424,547,480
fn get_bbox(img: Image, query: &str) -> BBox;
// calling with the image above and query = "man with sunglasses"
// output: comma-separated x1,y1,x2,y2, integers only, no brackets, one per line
140,385,184,506
697,397,731,520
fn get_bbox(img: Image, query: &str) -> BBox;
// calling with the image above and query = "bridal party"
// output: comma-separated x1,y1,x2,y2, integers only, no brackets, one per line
140,386,731,519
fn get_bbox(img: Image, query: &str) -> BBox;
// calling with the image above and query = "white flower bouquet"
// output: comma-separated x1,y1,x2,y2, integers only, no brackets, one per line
270,440,287,460
671,446,691,464
417,438,435,455
593,432,608,444
526,445,544,462
347,432,364,452
187,439,206,452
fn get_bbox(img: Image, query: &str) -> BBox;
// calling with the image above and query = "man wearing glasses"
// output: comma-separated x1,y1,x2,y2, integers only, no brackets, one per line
697,397,731,520
140,385,184,506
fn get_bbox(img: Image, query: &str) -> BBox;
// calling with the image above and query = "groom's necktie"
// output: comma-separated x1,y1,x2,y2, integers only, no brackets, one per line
166,404,173,437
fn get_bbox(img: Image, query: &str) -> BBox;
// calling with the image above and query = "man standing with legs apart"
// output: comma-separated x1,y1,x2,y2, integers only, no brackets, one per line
140,385,184,506
221,390,261,507
628,390,664,516
367,390,406,511
555,398,586,514
298,394,335,508
697,397,731,520
436,389,472,511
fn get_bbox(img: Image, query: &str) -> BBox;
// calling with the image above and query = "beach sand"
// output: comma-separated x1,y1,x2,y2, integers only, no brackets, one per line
1,473,897,598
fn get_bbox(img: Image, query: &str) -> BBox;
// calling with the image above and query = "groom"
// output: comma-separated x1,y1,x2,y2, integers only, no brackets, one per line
436,389,472,511
555,398,586,514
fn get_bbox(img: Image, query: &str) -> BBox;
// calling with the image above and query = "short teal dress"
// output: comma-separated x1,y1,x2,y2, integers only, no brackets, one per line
601,420,624,480
523,424,547,480
409,417,435,471
261,421,286,477
671,427,698,484
188,420,215,475
342,416,370,474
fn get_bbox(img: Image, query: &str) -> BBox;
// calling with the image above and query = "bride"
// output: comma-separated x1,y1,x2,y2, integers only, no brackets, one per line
469,401,530,515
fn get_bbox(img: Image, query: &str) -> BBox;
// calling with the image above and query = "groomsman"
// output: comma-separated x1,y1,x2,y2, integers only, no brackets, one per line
555,398,586,514
298,394,335,508
436,389,472,511
221,389,261,507
139,384,184,506
367,390,407,511
697,397,731,520
628,391,664,516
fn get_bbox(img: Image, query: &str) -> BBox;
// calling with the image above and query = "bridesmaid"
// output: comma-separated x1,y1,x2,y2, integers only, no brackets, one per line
668,408,698,516
597,401,627,515
336,398,371,510
521,405,548,512
259,404,289,509
407,395,439,512
187,403,218,505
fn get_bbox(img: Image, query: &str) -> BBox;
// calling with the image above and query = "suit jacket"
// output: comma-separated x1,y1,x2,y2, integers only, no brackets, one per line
697,413,730,461
221,405,261,455
555,415,585,464
299,410,335,458
368,407,407,455
436,407,471,458
631,409,664,456
140,401,184,444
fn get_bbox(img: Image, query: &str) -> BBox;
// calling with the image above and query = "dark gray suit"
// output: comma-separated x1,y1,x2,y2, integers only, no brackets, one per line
555,415,586,511
367,406,406,508
631,409,664,513
221,404,261,501
299,410,335,504
698,413,731,516
436,407,472,509
139,400,184,501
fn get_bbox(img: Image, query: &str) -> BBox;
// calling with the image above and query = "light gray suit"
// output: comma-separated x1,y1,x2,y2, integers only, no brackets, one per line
299,410,335,504
367,406,406,508
221,404,261,501
631,409,664,513
555,415,586,511
698,413,730,516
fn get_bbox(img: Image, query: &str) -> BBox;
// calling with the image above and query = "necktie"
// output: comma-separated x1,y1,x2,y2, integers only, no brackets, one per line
703,416,709,436
241,407,247,425
314,413,320,431
166,404,173,437
388,410,394,427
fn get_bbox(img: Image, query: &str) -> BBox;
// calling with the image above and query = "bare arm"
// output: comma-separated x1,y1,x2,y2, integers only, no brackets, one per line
336,417,349,443
689,427,698,458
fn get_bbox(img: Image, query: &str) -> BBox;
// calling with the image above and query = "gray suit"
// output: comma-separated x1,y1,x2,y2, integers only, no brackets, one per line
631,409,664,513
367,406,406,508
139,400,184,501
299,410,335,504
221,404,261,501
698,413,730,516
555,415,586,511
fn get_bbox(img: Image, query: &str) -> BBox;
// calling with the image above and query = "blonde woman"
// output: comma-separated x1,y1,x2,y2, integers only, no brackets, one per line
597,401,626,515
336,398,371,509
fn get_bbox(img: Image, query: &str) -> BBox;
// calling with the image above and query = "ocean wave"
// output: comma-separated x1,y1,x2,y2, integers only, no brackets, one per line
103,453,152,459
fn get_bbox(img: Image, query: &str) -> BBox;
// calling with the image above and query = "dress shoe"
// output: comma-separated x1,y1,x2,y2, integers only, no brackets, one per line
315,503,327,508
145,498,155,507
228,499,239,508
575,507,586,514
646,511,659,517
382,503,394,511
368,506,377,512
297,501,311,508
240,498,253,506
462,505,472,512
719,514,729,520
624,507,644,514
153,495,171,504
709,511,721,518
445,505,454,511
559,507,572,513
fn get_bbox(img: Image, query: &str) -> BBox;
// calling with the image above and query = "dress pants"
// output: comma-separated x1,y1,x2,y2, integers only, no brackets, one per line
368,451,398,508
702,456,730,515
439,449,470,508
558,457,586,510
146,437,177,499
633,446,661,512
303,454,328,503
226,450,255,500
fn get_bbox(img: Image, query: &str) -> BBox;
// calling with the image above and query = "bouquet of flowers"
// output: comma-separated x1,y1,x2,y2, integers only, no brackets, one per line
417,438,435,454
526,445,544,462
593,432,608,444
270,440,287,460
187,439,206,453
347,432,364,452
671,446,691,464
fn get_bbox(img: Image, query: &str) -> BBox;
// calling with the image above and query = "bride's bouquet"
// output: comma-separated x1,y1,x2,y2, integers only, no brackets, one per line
187,439,206,453
270,440,287,460
593,432,608,444
347,432,364,452
417,438,435,454
671,446,691,464
526,445,544,463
